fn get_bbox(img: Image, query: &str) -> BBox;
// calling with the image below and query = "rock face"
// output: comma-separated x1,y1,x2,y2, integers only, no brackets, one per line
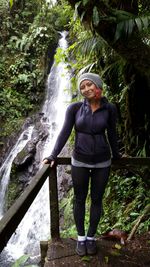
13,140,37,171
13,120,49,173
7,113,72,208
7,115,49,207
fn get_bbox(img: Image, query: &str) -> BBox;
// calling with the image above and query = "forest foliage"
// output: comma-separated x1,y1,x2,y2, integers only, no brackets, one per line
0,0,72,140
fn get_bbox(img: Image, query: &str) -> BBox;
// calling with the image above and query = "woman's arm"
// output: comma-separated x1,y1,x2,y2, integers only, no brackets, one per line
45,102,81,161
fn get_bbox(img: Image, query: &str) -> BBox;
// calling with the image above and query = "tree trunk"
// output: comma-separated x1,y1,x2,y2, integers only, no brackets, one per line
124,67,150,156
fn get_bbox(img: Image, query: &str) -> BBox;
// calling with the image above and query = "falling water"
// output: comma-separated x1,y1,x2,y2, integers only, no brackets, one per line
0,126,34,219
0,31,71,265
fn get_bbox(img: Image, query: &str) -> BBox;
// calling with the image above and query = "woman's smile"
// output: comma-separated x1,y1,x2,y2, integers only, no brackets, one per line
80,80,97,98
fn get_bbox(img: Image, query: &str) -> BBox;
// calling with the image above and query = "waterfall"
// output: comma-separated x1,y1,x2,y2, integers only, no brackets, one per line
0,31,71,264
0,126,34,219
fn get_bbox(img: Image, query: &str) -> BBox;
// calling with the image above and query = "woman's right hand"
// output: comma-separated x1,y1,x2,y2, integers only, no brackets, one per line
42,156,55,167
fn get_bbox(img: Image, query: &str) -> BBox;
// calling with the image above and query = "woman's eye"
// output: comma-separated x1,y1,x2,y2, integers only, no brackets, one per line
80,82,93,90
87,82,93,86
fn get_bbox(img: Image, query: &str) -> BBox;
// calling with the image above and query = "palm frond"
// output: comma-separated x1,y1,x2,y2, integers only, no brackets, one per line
78,62,97,75
70,35,105,58
115,15,150,41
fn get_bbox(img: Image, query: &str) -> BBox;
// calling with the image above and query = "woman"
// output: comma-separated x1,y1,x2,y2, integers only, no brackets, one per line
43,72,120,256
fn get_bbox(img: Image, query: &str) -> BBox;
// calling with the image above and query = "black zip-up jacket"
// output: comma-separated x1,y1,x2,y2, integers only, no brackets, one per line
50,97,120,164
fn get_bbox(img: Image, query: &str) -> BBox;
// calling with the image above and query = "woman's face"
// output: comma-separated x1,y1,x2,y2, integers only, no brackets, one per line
80,80,102,100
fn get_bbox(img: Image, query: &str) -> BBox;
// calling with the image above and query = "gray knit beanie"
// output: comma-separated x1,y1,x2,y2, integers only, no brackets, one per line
78,72,103,90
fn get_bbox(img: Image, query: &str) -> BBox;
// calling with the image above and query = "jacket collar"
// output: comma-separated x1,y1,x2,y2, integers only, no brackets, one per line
83,96,108,110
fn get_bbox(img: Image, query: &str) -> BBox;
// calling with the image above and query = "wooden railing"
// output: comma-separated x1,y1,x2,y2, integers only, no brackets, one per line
0,157,150,253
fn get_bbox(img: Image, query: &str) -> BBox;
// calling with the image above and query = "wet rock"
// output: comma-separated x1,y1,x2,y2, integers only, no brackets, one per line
13,140,37,171
0,117,33,166
13,119,49,172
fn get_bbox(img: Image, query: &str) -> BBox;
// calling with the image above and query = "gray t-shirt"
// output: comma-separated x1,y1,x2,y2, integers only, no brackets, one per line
71,157,111,168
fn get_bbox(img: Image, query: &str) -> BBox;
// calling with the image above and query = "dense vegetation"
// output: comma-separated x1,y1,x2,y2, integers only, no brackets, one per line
0,0,149,247
60,169,150,238
0,0,71,152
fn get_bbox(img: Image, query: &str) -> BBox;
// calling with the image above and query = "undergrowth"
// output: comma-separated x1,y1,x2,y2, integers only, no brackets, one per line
60,171,150,238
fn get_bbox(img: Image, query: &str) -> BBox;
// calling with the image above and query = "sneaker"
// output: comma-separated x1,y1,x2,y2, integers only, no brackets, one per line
86,240,97,255
76,241,86,256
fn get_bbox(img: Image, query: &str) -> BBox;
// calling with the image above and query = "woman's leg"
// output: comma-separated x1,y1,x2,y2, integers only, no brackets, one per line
87,167,110,237
71,165,90,236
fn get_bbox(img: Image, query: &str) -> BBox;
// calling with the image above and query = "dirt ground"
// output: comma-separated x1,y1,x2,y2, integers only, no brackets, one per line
123,231,150,252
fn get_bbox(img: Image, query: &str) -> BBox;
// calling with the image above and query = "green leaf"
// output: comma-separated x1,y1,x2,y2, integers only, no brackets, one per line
104,256,109,263
10,0,13,8
114,243,122,250
135,17,143,31
111,249,121,256
113,9,132,22
114,21,124,41
92,6,100,26
74,1,81,21
82,0,89,6
130,212,139,216
126,19,135,36
12,255,30,267
81,255,91,262
80,11,86,22
141,16,150,29
135,16,150,31
105,186,111,198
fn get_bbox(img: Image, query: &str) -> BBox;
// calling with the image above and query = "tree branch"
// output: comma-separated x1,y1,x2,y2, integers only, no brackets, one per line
127,204,150,241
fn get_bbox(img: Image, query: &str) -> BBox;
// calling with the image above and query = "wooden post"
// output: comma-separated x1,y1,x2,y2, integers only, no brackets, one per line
48,165,60,240
40,240,48,267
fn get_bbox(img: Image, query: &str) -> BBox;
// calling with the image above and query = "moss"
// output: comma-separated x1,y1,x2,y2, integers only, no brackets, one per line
5,163,20,208
7,182,21,209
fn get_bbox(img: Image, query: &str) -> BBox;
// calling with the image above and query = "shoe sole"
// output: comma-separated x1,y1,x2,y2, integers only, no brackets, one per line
75,249,86,256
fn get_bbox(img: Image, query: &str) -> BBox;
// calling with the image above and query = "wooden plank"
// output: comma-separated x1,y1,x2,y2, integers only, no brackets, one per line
46,238,76,260
45,238,150,267
111,157,150,167
57,157,150,167
0,164,50,252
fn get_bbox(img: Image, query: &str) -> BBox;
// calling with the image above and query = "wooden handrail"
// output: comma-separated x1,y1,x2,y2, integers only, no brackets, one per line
56,157,150,167
0,164,50,252
0,157,150,253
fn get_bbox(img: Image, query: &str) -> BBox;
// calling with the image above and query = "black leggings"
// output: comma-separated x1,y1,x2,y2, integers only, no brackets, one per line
71,165,110,237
